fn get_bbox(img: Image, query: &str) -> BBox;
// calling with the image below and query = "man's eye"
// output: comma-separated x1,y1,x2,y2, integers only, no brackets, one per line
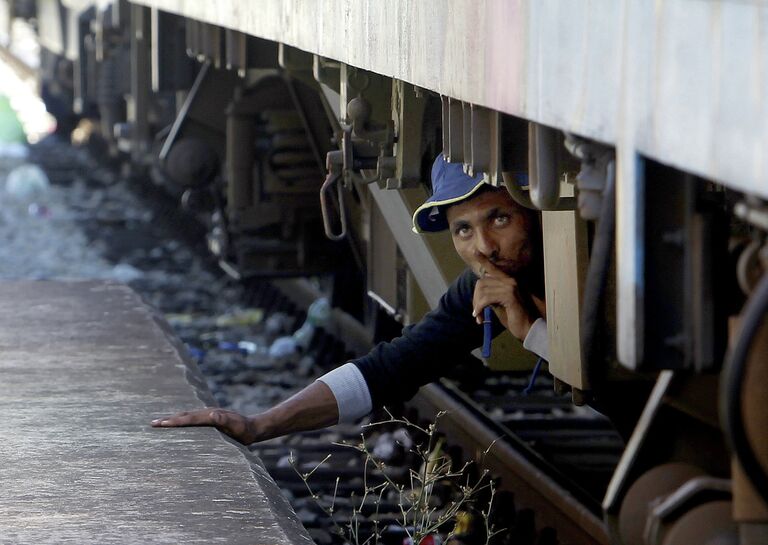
494,214,510,226
455,226,471,237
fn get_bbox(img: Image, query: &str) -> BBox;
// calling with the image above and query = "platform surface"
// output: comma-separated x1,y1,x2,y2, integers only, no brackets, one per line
0,280,311,545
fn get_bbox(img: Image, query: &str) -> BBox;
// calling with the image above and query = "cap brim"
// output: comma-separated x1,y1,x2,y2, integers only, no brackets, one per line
411,179,488,233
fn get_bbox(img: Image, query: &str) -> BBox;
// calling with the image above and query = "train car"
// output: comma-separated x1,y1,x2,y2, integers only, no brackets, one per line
2,1,767,544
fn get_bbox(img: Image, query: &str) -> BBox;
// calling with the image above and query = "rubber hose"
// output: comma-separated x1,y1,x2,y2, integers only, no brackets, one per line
579,161,616,371
721,271,768,506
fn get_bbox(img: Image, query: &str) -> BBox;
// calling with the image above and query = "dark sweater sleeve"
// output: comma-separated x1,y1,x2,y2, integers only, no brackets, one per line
351,269,504,409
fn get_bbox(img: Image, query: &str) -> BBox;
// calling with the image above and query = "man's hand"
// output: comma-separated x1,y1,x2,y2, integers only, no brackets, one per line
472,254,540,340
151,381,339,445
151,409,263,445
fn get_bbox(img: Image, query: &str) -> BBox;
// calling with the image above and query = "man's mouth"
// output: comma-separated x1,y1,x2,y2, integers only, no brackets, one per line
491,258,520,274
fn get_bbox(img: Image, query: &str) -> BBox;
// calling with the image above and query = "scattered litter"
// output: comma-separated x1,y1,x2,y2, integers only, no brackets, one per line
289,297,333,351
0,149,113,280
0,142,28,159
392,427,413,450
276,454,293,468
27,202,50,218
199,331,225,348
292,322,314,351
0,95,26,145
5,163,49,200
269,336,298,359
415,534,443,545
214,308,263,328
165,312,201,326
372,432,399,461
236,340,260,355
109,263,144,283
186,346,206,361
371,429,412,462
306,297,331,327
264,312,292,336
217,341,243,353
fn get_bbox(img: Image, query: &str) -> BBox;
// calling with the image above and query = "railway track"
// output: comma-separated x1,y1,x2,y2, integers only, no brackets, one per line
25,136,622,544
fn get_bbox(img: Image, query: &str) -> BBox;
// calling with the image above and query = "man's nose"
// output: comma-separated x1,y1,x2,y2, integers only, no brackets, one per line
474,228,498,258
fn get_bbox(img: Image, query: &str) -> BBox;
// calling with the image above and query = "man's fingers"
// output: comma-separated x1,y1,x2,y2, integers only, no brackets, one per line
151,408,255,444
473,278,519,316
475,253,504,277
150,414,198,427
151,409,222,428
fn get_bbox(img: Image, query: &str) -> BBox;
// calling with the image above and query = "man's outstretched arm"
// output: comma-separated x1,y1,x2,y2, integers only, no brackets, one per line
151,380,340,445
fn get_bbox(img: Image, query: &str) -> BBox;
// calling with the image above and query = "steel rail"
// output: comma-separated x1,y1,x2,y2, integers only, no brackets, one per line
409,382,610,545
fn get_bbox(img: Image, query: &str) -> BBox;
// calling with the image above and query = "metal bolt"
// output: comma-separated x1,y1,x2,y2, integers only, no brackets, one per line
553,377,571,396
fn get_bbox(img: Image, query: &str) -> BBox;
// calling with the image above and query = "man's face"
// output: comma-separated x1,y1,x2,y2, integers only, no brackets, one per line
445,188,534,278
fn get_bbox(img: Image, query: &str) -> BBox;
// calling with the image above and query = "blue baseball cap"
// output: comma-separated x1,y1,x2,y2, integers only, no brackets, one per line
412,154,488,233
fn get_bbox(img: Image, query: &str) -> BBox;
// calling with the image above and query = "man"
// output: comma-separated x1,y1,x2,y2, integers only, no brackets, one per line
151,154,547,444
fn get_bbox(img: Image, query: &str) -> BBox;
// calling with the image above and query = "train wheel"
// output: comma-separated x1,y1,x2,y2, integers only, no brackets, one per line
618,463,704,545
660,501,737,545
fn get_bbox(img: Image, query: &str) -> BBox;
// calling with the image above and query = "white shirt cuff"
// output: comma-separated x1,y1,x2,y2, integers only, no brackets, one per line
522,318,549,361
316,363,373,423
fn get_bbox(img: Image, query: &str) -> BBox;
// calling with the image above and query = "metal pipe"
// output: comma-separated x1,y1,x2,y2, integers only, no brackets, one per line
158,60,210,161
580,160,616,369
501,171,537,210
528,123,560,209
527,123,576,210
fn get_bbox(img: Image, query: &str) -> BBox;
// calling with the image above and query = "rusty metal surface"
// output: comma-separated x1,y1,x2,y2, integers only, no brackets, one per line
410,383,610,545
0,280,312,545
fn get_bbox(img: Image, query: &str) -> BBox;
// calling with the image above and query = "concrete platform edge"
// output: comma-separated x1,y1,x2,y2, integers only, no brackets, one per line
144,300,315,544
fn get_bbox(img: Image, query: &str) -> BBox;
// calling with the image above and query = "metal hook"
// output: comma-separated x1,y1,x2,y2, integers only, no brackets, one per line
320,170,347,241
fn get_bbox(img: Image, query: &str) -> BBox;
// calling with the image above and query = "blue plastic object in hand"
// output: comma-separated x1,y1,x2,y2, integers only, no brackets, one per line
481,306,493,358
